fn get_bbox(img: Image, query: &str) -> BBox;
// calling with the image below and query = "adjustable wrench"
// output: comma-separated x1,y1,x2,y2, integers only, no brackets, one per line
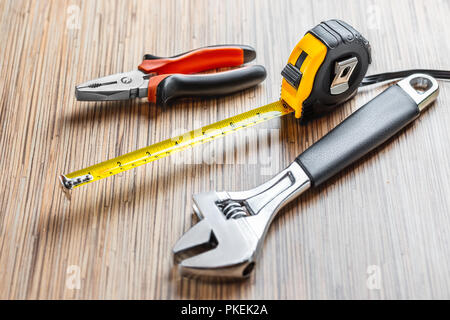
173,74,439,279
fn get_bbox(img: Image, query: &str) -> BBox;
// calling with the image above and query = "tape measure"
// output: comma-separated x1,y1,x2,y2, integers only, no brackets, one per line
60,19,372,190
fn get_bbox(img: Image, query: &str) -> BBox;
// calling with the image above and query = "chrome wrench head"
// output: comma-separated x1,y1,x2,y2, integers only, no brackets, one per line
173,191,259,279
75,70,150,101
173,162,311,279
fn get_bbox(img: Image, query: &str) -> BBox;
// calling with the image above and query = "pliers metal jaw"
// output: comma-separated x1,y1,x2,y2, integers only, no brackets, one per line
173,162,311,279
75,45,266,104
76,70,150,101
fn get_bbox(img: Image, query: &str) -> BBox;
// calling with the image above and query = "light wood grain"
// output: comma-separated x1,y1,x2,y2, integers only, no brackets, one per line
0,0,449,299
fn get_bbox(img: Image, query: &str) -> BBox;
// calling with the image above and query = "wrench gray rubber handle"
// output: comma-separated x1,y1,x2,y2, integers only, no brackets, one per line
296,85,420,187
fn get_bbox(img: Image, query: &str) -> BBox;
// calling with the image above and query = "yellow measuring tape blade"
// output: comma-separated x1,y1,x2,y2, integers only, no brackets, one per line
63,100,294,189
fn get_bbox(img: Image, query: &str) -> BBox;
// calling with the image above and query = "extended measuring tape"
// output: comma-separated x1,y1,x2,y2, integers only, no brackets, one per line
60,19,373,190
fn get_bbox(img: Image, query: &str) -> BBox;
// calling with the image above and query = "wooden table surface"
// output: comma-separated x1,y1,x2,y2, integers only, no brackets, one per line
1,0,449,300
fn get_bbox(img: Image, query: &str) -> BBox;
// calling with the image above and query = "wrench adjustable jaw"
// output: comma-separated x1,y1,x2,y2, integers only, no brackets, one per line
173,162,311,279
173,192,259,279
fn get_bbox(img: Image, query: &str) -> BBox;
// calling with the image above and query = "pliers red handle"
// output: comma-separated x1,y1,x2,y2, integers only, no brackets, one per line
75,45,266,104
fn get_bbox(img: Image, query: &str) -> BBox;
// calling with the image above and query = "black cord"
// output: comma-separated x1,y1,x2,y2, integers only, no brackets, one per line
360,69,450,86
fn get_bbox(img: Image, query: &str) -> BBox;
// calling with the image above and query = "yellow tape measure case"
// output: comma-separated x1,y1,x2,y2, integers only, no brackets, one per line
281,19,372,121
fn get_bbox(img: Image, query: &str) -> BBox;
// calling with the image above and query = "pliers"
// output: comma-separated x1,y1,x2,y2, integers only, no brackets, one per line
75,45,266,105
